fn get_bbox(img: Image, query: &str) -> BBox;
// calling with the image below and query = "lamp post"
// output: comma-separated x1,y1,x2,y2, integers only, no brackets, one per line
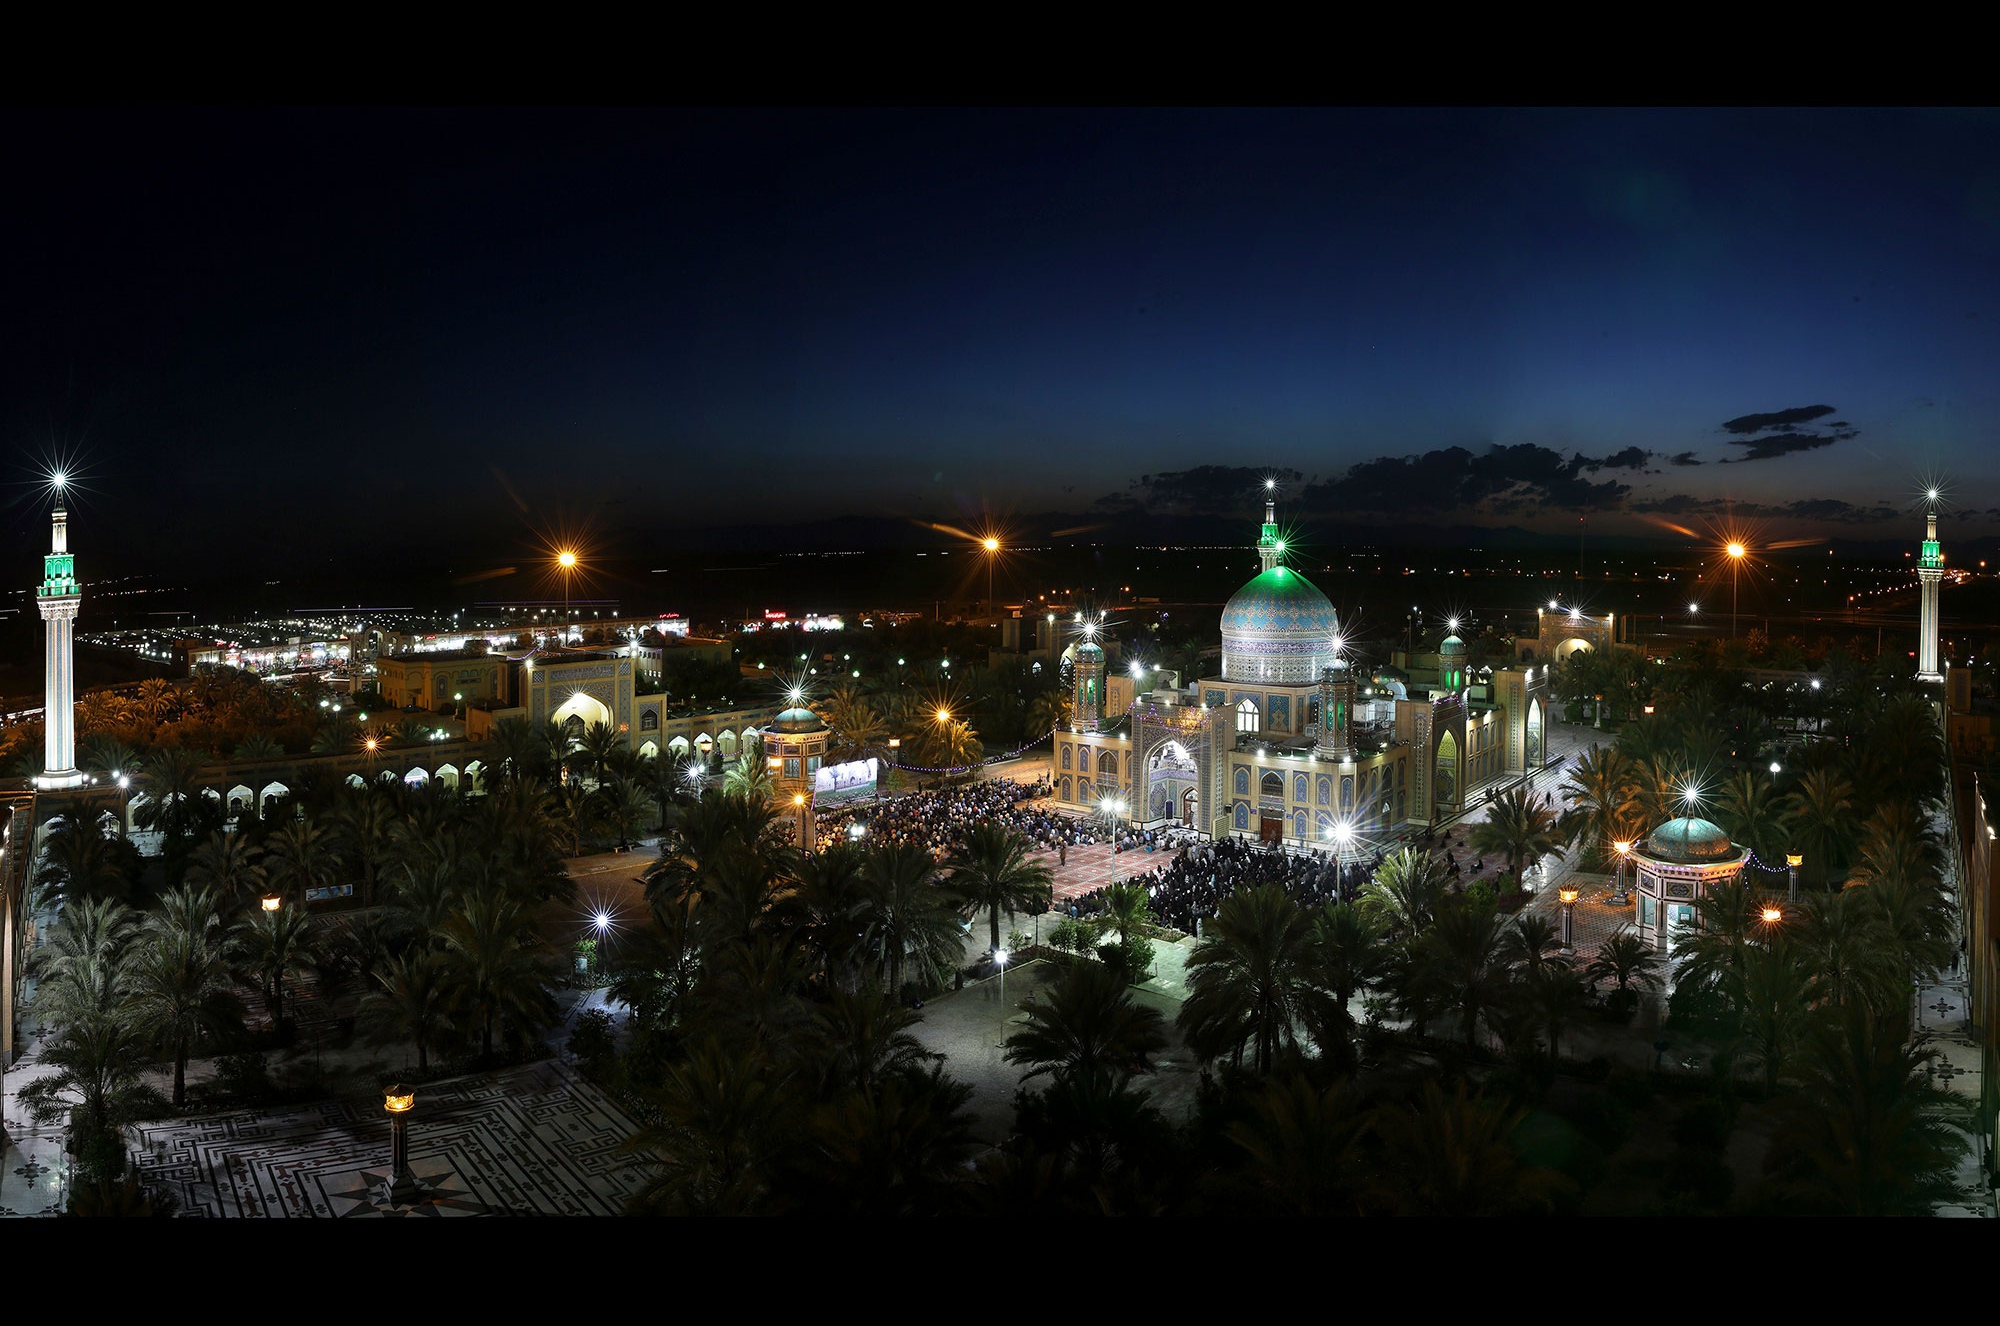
380,1085,423,1206
792,792,809,848
1099,795,1126,893
994,946,1010,1044
1726,542,1746,640
1327,819,1355,894
557,549,578,637
1559,886,1579,952
982,537,1000,616
1612,839,1632,904
1786,852,1802,904
260,893,281,914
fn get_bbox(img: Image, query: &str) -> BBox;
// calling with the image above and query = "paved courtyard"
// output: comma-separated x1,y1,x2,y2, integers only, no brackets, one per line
125,1060,645,1217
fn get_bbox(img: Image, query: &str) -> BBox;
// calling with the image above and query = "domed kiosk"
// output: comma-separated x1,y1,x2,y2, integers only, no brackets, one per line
767,702,828,851
1632,814,1747,955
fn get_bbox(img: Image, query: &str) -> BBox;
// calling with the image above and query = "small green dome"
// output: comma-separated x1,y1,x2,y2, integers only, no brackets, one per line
772,706,824,733
1644,816,1735,862
1439,634,1467,654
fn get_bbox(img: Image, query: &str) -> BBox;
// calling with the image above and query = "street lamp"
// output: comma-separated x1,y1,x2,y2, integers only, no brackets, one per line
1326,819,1355,890
982,537,1000,614
380,1085,423,1206
1559,886,1580,952
260,893,281,913
557,550,578,634
1726,542,1746,640
994,946,1010,1039
1759,904,1785,927
1612,839,1632,903
1786,852,1803,904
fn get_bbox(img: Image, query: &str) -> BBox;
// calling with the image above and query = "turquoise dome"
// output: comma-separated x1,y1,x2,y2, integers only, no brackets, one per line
1644,816,1735,862
1440,634,1467,654
1221,565,1340,685
771,706,824,733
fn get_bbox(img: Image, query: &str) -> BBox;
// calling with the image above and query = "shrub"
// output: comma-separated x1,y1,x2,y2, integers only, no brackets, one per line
1672,1095,1739,1151
1572,1091,1634,1153
213,1051,274,1104
568,1007,618,1082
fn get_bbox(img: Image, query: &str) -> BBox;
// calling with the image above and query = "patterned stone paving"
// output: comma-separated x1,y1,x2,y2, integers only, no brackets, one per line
127,1060,647,1218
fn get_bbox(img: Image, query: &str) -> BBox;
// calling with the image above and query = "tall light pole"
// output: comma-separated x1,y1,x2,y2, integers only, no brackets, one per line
1559,885,1579,953
1612,838,1632,903
557,549,578,640
982,537,1000,616
1786,852,1802,904
1726,542,1746,640
380,1085,423,1206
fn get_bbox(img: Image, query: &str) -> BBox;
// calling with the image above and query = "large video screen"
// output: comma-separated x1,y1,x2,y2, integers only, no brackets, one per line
813,757,878,806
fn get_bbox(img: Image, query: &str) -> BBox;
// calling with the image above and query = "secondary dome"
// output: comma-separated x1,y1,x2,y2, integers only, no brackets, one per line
1221,565,1340,685
1643,816,1735,862
771,706,825,733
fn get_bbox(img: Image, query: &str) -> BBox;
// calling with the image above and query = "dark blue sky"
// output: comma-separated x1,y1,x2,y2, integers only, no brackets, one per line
6,107,1998,572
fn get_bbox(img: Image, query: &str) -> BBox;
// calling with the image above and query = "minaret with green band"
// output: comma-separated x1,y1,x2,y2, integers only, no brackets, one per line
1917,503,1943,683
35,504,85,788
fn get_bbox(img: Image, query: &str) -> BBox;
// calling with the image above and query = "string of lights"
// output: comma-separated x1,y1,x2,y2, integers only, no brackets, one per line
881,732,1052,775
1740,849,1796,875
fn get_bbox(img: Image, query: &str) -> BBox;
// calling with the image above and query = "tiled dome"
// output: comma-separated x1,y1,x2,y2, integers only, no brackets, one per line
771,706,825,733
1221,566,1340,684
1644,816,1735,862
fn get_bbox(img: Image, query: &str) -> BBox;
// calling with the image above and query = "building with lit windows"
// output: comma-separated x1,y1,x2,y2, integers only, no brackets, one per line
375,650,511,712
467,650,779,766
1050,494,1551,845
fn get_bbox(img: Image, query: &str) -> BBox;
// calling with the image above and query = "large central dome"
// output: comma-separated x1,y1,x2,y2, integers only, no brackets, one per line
1221,565,1340,684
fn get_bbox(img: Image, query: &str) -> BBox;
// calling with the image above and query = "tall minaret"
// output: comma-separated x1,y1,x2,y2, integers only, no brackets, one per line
1917,497,1944,683
1257,482,1283,573
35,502,84,789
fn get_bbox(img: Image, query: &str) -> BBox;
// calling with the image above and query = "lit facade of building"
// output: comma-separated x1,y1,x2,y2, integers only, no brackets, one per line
1050,498,1549,844
375,651,511,711
469,650,779,765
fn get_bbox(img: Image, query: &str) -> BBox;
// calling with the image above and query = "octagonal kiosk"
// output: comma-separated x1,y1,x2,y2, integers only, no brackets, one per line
1632,815,1747,956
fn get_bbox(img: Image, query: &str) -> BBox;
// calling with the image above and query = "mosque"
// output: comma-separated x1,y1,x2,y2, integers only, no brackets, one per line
1050,492,1553,846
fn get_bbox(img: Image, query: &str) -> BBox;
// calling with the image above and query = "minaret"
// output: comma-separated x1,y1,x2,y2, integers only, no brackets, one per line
1315,656,1356,761
1072,622,1105,731
36,503,85,789
1917,499,1944,683
1257,487,1283,573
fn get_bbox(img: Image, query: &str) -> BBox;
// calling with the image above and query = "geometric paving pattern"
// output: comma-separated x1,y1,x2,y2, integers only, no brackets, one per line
128,1061,647,1218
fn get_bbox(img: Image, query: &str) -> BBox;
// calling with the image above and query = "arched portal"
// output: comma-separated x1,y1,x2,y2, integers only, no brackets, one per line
550,690,613,736
1434,730,1460,811
639,740,659,760
1525,699,1544,769
1553,638,1593,662
465,760,485,793
719,729,739,758
436,764,459,789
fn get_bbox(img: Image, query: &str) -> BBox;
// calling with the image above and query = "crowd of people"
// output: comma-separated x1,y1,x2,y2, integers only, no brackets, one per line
1067,835,1382,937
819,777,1100,857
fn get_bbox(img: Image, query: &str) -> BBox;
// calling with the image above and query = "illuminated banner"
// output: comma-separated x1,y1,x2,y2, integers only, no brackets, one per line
813,757,878,806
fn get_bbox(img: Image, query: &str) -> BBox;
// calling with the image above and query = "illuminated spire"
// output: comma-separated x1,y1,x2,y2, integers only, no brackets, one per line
1258,488,1283,573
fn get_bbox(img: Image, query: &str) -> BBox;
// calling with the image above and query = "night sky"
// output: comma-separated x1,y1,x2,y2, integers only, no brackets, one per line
6,107,2000,577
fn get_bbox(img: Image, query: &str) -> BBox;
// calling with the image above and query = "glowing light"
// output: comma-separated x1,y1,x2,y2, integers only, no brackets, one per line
935,708,951,723
982,537,999,552
593,911,612,933
788,688,802,703
1688,602,1699,614
1265,478,1275,490
1760,906,1784,924
995,947,1009,966
1447,617,1459,631
1548,599,1559,610
1613,840,1632,856
1785,853,1803,868
1928,487,1940,501
1275,539,1286,551
365,738,378,752
1769,761,1782,775
557,550,577,569
1559,887,1579,906
1726,542,1746,559
792,793,806,806
383,1086,415,1114
51,470,67,489
261,894,282,913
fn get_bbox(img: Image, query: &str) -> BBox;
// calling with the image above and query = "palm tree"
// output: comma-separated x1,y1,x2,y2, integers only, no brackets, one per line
1005,959,1168,1088
622,1037,790,1216
33,818,135,906
1786,768,1857,888
1766,1005,1967,1215
1026,689,1072,738
1178,885,1317,1075
1525,962,1588,1060
1501,913,1566,973
1728,940,1814,1089
575,721,622,785
1559,746,1641,870
609,894,702,1033
359,950,459,1075
487,716,545,786
550,780,601,856
1359,847,1449,940
233,733,284,760
182,831,267,908
264,815,336,902
442,891,557,1059
13,1008,157,1142
945,822,1054,954
1584,932,1663,995
127,921,242,1107
84,736,144,783
1470,786,1563,888
132,746,212,847
721,757,774,801
1305,902,1387,1068
861,842,964,995
1371,1081,1566,1215
602,776,656,848
1717,768,1789,865
232,903,316,1032
808,986,938,1096
1794,887,1900,1013
788,841,871,988
331,792,397,906
1223,1075,1370,1215
1411,901,1511,1049
1097,880,1154,950
802,1068,978,1216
